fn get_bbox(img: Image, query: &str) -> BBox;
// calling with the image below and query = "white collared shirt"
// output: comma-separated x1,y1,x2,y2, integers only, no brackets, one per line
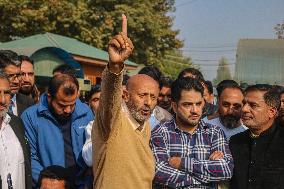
82,120,94,167
0,114,25,189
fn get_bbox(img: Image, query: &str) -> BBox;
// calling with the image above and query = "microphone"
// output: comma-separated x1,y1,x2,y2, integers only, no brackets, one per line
7,173,13,189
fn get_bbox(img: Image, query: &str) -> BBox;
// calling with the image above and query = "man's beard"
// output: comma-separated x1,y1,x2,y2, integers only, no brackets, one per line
279,109,284,125
0,108,8,119
126,101,153,125
19,83,33,95
159,101,171,111
220,114,241,129
49,107,72,125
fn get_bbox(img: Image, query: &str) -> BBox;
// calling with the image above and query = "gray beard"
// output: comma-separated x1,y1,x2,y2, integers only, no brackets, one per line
0,109,8,119
126,101,152,125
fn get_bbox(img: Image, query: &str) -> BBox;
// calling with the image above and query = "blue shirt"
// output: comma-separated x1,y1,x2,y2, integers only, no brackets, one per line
151,118,233,189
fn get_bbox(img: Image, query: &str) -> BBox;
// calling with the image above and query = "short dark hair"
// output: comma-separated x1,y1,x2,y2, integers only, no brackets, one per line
0,50,21,71
177,67,204,82
216,80,242,97
160,76,173,88
171,77,204,103
48,74,79,99
245,84,280,110
52,64,77,77
19,55,34,65
38,165,73,189
87,84,101,102
138,65,162,85
204,80,214,94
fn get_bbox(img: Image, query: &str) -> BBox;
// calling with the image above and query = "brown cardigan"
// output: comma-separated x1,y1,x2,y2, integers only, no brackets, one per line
92,68,155,189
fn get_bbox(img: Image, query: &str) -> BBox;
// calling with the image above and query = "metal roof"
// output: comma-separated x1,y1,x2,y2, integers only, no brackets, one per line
0,32,137,67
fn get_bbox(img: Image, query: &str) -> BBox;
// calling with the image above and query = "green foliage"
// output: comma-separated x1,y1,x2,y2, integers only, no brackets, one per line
160,50,195,79
0,0,183,69
274,21,284,39
213,57,232,85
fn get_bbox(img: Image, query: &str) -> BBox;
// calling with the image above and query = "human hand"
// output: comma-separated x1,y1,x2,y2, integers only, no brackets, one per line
108,14,134,73
169,156,181,169
209,151,224,160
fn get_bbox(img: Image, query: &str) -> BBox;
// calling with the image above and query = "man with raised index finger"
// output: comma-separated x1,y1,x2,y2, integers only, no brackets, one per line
92,15,160,189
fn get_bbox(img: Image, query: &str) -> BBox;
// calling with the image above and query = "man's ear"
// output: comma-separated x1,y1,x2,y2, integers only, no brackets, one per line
123,89,129,102
268,107,278,119
172,101,178,114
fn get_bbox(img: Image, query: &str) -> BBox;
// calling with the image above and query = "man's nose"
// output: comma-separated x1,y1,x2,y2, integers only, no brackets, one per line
144,95,151,105
281,101,284,109
64,106,72,114
22,73,30,81
191,104,198,113
12,76,20,83
242,103,250,113
0,92,7,105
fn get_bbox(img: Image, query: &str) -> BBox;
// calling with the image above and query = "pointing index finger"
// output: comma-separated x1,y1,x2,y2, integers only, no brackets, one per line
122,14,127,36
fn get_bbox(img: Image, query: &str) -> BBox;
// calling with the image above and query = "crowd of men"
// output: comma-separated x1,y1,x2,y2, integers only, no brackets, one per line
1,15,284,189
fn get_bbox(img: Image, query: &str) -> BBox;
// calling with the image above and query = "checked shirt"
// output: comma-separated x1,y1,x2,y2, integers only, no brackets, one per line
151,118,233,189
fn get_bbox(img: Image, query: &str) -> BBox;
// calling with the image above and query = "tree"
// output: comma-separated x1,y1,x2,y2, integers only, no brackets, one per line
160,49,195,79
213,57,232,85
0,0,182,68
274,21,284,39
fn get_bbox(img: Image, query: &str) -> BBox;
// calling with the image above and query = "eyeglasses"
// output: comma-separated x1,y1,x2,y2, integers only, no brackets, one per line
0,90,11,97
6,72,24,80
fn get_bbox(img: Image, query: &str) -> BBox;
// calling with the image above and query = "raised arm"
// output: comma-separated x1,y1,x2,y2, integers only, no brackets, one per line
94,14,134,140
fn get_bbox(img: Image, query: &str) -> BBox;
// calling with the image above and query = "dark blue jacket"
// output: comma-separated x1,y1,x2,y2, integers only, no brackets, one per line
21,93,94,187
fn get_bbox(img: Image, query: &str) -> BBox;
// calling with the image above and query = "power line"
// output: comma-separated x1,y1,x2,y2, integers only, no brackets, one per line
182,45,236,49
165,54,236,61
193,59,235,62
180,49,236,52
193,64,235,66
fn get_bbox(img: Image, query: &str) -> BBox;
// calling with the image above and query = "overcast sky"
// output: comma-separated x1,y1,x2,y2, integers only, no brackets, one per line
172,0,284,80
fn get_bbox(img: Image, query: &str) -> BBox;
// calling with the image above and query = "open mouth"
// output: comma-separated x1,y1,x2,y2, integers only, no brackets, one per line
22,84,32,87
0,106,7,111
141,109,150,116
242,115,252,120
10,86,19,90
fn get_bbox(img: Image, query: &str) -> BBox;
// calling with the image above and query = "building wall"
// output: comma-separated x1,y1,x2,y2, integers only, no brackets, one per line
82,64,104,84
235,39,284,85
